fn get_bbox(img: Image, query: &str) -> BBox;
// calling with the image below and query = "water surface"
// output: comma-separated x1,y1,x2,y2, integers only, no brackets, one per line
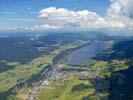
66,42,109,65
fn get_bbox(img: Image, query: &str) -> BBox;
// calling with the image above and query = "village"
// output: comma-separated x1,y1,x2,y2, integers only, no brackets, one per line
28,62,98,100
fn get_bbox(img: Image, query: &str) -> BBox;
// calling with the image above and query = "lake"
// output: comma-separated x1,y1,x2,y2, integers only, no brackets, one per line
66,42,109,65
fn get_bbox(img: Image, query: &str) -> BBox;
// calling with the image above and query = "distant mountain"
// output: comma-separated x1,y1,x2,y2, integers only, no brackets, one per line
84,31,114,41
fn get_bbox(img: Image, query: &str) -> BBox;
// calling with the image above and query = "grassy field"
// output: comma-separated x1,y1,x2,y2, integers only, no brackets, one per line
37,75,95,100
0,41,86,100
0,39,130,100
36,60,129,100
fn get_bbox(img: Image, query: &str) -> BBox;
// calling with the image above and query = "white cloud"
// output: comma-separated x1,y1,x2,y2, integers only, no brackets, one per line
38,7,125,30
2,1,133,32
34,24,60,30
106,0,133,30
17,1,132,31
107,0,133,19
7,27,17,30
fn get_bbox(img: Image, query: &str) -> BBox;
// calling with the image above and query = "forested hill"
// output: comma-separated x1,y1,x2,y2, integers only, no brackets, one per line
95,39,133,100
95,39,133,61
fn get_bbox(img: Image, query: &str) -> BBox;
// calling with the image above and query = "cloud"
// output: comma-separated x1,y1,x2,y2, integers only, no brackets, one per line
107,0,133,19
106,0,133,30
2,1,133,32
34,24,60,30
37,7,125,30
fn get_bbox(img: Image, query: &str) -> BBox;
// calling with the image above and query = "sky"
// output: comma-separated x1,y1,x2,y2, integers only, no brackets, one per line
0,0,133,34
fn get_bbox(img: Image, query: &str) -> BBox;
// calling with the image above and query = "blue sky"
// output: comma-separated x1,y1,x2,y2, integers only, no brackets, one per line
0,0,110,29
0,0,133,33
